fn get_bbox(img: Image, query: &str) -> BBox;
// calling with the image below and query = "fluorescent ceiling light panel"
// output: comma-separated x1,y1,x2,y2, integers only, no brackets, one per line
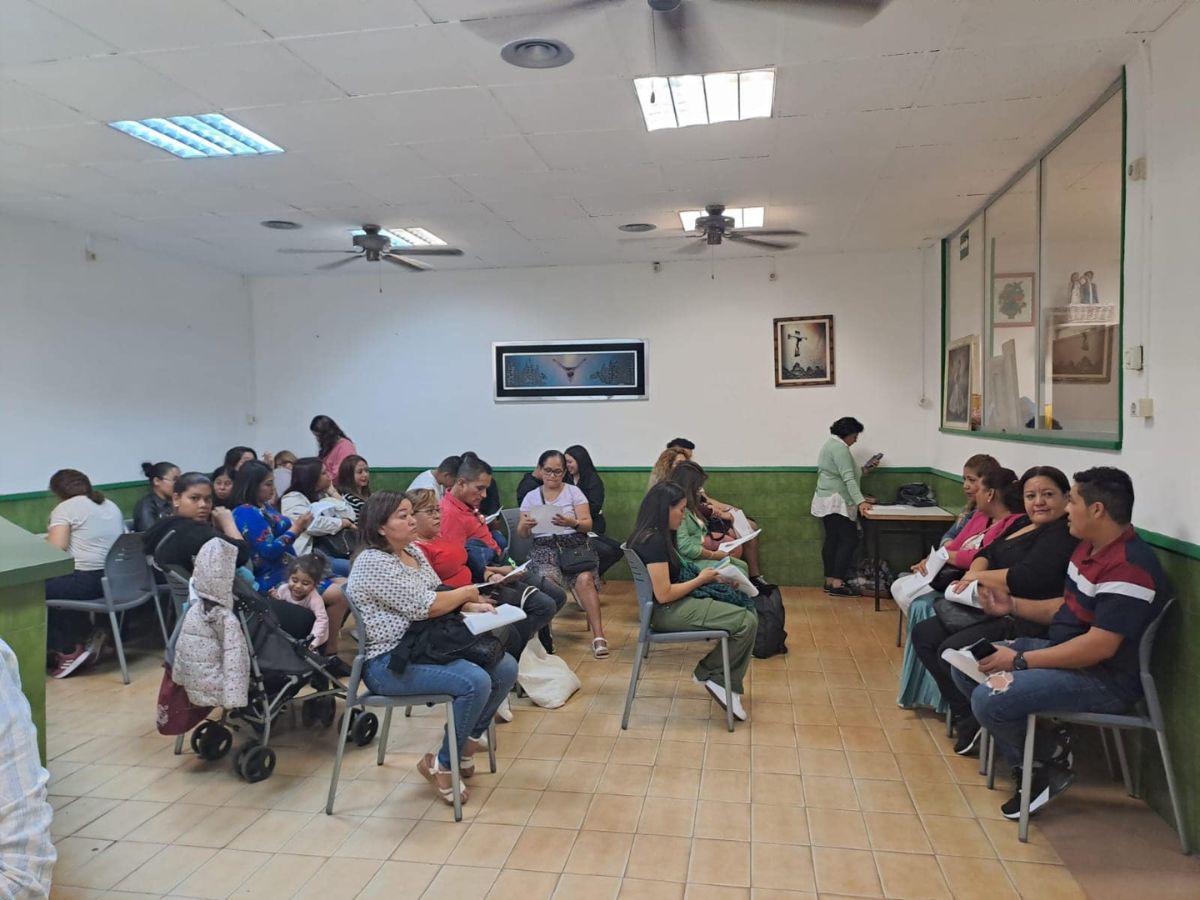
634,68,774,131
351,226,447,249
679,207,766,231
108,114,283,158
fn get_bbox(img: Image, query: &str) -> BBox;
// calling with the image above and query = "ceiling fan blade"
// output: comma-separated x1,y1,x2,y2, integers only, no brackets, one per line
384,246,464,256
461,0,620,44
316,254,364,270
656,1,717,71
752,229,807,237
383,255,430,271
675,239,710,254
714,0,888,26
278,249,358,254
726,233,796,250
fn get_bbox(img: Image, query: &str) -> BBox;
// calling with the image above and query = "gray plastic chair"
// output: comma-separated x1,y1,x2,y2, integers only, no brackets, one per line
46,533,168,684
326,591,496,822
621,547,735,733
500,508,532,564
1015,598,1186,852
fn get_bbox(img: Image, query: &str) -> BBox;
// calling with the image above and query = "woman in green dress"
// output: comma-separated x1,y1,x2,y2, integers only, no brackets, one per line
669,461,750,575
811,417,875,596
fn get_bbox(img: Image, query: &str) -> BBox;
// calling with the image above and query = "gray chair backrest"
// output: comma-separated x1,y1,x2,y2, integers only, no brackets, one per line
501,508,531,563
165,567,191,620
341,585,371,706
622,547,656,633
105,532,155,599
1139,596,1174,728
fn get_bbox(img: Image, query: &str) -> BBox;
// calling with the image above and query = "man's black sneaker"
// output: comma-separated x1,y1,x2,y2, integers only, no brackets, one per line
1001,764,1075,820
749,576,776,594
826,585,859,597
953,716,982,756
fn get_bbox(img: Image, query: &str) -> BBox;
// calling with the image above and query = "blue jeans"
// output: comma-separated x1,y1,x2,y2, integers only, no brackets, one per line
328,556,351,577
951,638,1133,768
466,539,502,581
363,652,518,768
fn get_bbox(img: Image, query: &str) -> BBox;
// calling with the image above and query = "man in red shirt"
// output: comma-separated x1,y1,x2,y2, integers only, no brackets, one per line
439,455,502,579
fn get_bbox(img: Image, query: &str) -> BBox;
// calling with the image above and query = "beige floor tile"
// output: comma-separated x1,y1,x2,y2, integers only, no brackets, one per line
500,758,558,791
112,844,215,894
862,812,932,853
799,776,856,810
887,729,941,755
453,822,524,868
227,809,313,853
811,846,882,897
838,727,889,752
701,743,750,772
291,856,383,900
636,797,696,837
525,734,575,761
390,819,466,864
476,788,543,825
846,750,902,781
175,805,265,849
374,782,437,819
751,723,799,748
173,847,270,898
797,748,850,778
795,725,843,751
1002,862,1089,900
750,842,815,892
625,834,692,883
618,876,686,899
86,764,170,800
807,808,870,850
583,794,645,832
356,860,441,899
287,812,362,856
228,852,326,899
597,763,653,797
553,873,621,900
751,803,809,846
50,797,121,839
565,829,634,876
907,782,971,818
750,772,805,807
936,856,1019,900
681,883,749,900
648,765,703,800
854,779,915,814
896,752,954,784
549,761,607,794
746,890,815,900
610,738,658,766
700,769,751,804
423,864,501,900
921,814,995,858
508,826,578,872
57,841,164,891
792,704,837,726
980,818,1062,865
487,868,560,900
338,816,418,859
874,851,951,899
688,838,751,887
530,791,595,829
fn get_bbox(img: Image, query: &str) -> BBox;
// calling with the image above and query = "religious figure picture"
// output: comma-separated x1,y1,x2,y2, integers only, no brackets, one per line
494,340,647,401
943,334,978,431
773,315,835,387
992,272,1036,327
1068,271,1100,305
1051,324,1114,383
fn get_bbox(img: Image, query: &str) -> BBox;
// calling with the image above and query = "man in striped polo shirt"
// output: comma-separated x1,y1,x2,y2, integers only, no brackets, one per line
952,467,1170,819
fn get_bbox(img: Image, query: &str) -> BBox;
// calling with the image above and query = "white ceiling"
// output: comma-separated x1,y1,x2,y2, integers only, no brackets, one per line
0,0,1188,275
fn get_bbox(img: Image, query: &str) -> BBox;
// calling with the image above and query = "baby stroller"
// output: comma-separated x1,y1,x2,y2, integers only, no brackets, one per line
164,567,377,782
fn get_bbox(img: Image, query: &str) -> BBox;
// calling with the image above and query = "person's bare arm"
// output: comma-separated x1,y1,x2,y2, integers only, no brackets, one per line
980,628,1123,674
646,560,720,604
45,524,70,550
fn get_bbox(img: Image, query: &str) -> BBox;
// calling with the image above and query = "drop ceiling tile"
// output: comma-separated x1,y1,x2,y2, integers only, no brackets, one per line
775,53,937,116
572,187,680,218
228,0,430,37
491,79,641,134
302,142,443,179
525,129,652,172
354,88,521,141
349,175,473,207
879,139,1035,183
897,97,1054,147
918,40,1111,106
0,0,114,66
4,55,211,123
776,0,962,64
407,135,548,176
0,79,90,131
3,163,126,198
643,119,778,165
4,122,167,164
950,0,1181,48
282,25,475,96
34,0,270,51
136,41,345,109
772,108,911,157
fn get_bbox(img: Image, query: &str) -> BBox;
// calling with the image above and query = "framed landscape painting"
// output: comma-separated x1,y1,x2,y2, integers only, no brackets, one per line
493,339,647,402
773,315,835,387
1050,324,1114,383
992,272,1036,327
943,334,978,430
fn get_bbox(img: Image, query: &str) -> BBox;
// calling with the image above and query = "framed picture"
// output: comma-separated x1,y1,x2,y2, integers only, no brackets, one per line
1050,324,1114,383
773,315,835,387
992,272,1035,327
493,339,647,402
943,334,979,431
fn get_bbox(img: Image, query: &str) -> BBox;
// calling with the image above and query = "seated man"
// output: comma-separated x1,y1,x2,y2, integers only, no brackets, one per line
440,455,504,580
407,456,460,501
954,467,1170,819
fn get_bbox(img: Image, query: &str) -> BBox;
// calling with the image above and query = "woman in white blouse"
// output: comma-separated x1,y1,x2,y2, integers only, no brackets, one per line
347,492,518,807
279,457,356,576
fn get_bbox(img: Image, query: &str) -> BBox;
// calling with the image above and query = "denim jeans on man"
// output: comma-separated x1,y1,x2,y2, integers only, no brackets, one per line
364,652,518,768
466,538,503,581
951,638,1133,768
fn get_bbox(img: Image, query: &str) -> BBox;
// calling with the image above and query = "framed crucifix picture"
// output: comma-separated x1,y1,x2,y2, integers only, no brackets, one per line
773,315,835,387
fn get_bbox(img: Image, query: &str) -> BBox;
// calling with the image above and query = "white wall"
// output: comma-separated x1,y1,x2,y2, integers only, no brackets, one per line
0,216,256,493
929,2,1200,544
250,250,936,470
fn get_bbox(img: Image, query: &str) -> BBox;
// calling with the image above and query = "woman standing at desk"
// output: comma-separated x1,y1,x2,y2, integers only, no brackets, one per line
811,417,876,596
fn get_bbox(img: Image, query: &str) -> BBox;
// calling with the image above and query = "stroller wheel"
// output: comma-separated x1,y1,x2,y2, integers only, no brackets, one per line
351,712,379,747
191,721,233,761
237,744,277,783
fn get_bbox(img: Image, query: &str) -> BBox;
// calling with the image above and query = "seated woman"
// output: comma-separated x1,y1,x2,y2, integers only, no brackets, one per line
895,465,1022,712
564,444,623,578
669,461,749,575
409,489,561,660
132,461,179,532
936,454,999,548
628,483,758,721
223,445,258,473
230,461,350,666
144,472,314,641
646,447,688,491
279,457,356,577
348,492,518,806
43,469,125,678
335,454,372,519
911,466,1079,754
273,450,298,498
210,465,236,509
517,450,609,658
311,415,357,481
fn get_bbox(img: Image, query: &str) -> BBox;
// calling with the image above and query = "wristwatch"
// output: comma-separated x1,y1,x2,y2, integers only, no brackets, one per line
1013,652,1028,671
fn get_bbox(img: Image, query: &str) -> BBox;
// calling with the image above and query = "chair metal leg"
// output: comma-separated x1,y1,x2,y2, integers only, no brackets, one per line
174,733,185,755
720,636,734,733
377,707,393,766
405,706,412,718
445,701,462,822
643,640,651,659
946,708,953,738
487,722,497,774
1098,726,1116,779
985,733,997,790
978,728,989,775
896,609,904,647
1154,727,1190,854
325,699,355,814
621,639,646,730
1112,728,1135,796
108,610,130,685
153,596,169,646
1018,713,1037,842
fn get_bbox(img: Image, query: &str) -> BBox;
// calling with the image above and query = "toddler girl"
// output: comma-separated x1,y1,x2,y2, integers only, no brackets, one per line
271,554,330,650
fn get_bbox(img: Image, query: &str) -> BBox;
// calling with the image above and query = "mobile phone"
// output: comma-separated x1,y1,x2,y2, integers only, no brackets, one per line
967,639,999,661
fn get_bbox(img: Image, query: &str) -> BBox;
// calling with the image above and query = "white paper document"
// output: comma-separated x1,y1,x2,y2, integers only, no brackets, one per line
483,511,501,525
890,546,949,612
462,603,527,635
528,504,576,536
718,529,761,554
474,560,530,590
730,508,756,539
714,557,759,597
944,580,980,608
941,647,987,684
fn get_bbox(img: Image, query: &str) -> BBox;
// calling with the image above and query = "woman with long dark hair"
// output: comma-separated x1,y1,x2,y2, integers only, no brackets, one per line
279,457,356,576
669,461,749,576
310,415,357,480
132,461,180,532
336,454,372,518
210,465,236,509
564,444,624,578
627,483,758,720
223,446,258,473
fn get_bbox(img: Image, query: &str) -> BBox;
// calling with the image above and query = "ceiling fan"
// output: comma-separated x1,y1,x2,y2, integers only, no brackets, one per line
629,204,805,252
277,224,464,271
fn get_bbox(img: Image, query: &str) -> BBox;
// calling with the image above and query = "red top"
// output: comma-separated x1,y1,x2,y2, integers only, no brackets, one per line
439,492,499,554
416,538,472,588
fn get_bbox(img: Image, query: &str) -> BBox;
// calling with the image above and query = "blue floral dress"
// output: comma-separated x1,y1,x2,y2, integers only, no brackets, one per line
232,504,299,593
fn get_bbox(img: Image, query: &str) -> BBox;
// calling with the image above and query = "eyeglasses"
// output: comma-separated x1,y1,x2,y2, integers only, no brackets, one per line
542,468,565,476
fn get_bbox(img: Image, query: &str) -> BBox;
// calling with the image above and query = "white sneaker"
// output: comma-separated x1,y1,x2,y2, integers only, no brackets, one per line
495,696,514,723
703,680,748,721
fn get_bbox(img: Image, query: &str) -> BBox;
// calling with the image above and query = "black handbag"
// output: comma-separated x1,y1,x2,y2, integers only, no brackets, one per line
932,595,989,632
893,483,937,507
387,615,505,677
538,489,600,575
314,528,355,560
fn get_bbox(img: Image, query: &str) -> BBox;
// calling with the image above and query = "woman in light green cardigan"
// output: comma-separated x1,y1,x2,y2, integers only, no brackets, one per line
670,461,750,575
811,417,876,596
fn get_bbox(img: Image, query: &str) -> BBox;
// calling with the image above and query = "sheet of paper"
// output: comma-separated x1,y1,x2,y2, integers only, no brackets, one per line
527,504,575,536
462,603,527,635
474,560,530,590
718,529,761,554
714,557,759,597
941,647,986,684
730,508,755,539
944,580,980,608
483,511,501,525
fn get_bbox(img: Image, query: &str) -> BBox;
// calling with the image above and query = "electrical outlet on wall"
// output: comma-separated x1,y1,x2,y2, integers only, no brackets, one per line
1130,398,1154,418
246,414,257,426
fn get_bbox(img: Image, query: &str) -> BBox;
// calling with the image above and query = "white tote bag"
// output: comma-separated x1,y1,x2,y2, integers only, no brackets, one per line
517,641,581,709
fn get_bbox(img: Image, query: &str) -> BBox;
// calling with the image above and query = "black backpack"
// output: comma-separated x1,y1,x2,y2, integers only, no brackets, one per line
893,483,936,507
752,586,788,658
